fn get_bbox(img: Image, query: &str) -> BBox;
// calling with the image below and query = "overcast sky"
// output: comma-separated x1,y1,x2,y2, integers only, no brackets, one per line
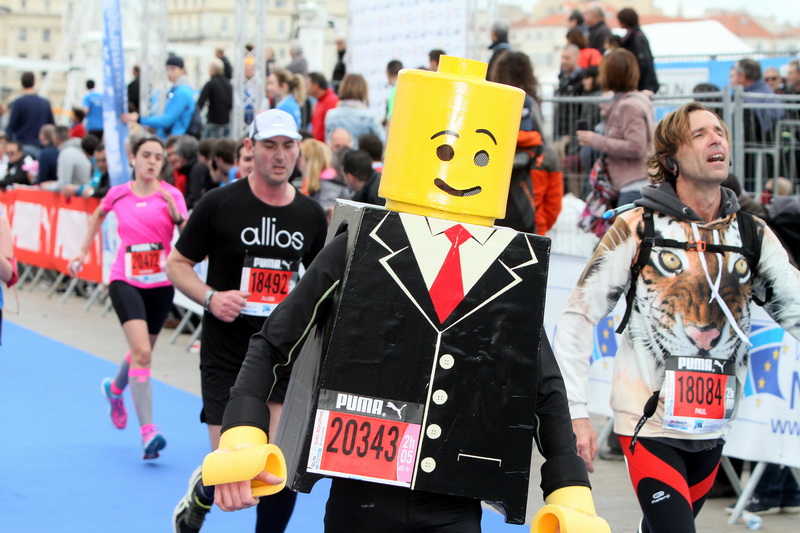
652,0,799,24
501,0,799,26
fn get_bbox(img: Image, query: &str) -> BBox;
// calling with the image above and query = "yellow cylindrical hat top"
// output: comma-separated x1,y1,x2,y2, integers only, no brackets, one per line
379,55,525,226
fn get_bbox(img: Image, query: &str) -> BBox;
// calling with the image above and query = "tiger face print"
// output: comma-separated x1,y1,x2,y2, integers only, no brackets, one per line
627,213,753,368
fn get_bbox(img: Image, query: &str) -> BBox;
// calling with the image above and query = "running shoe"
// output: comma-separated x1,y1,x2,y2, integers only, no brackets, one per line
173,466,212,533
725,497,781,515
101,378,127,429
142,427,167,460
781,501,800,514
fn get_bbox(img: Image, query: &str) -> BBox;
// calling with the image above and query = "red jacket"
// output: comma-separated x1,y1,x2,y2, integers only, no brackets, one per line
517,130,563,235
311,88,339,142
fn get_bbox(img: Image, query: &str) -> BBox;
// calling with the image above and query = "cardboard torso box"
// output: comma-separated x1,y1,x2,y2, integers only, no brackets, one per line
276,200,550,523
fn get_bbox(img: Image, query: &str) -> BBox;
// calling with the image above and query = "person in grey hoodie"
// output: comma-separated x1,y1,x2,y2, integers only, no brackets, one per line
41,125,91,192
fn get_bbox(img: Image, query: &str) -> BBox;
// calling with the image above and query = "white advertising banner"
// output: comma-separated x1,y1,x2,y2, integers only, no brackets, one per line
348,0,469,117
545,253,800,468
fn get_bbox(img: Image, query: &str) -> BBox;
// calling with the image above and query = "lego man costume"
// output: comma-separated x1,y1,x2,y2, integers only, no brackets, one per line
203,56,609,532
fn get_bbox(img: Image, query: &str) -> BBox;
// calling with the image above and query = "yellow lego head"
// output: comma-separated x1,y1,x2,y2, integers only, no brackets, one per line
379,55,525,226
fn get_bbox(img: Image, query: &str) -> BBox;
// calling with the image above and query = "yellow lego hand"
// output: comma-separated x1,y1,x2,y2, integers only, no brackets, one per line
201,426,287,498
531,486,610,533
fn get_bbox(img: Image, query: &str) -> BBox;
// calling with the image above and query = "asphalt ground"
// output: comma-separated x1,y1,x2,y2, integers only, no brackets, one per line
7,281,798,532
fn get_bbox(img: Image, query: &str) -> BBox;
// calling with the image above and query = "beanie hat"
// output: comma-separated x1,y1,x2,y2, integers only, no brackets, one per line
166,56,185,69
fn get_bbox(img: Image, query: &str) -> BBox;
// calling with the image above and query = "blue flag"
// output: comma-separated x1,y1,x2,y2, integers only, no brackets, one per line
102,0,130,186
592,316,618,362
745,324,785,399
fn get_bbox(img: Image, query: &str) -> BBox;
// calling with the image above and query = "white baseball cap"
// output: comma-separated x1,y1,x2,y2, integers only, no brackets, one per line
249,109,302,141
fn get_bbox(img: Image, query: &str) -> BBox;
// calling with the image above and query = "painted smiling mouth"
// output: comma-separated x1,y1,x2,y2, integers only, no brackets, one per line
434,178,482,197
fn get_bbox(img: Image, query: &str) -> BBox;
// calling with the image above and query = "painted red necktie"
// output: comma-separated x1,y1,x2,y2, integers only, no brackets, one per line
429,224,471,323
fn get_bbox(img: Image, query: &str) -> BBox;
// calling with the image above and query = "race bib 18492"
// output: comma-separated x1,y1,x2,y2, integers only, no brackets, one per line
239,256,300,317
662,356,736,434
307,389,423,487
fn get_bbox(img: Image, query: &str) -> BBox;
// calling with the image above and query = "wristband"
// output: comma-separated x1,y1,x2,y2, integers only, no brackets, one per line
202,288,217,311
77,184,86,196
172,214,185,225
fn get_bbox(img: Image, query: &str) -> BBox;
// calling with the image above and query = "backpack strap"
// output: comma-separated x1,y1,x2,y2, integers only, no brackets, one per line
737,211,771,305
616,208,654,334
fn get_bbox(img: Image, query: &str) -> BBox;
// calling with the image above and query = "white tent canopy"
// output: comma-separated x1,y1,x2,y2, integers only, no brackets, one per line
643,20,753,59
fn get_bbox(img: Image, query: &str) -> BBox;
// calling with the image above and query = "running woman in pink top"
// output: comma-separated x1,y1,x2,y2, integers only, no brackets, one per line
70,136,187,460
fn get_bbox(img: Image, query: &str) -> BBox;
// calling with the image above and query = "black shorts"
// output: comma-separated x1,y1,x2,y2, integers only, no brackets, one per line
108,280,174,335
200,363,291,426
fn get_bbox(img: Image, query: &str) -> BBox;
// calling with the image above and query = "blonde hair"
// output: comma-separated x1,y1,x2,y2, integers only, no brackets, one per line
300,138,332,195
272,68,307,105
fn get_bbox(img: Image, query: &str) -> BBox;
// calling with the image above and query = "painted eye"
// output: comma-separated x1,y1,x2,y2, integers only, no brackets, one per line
473,150,489,167
733,257,751,282
658,251,682,273
436,144,454,162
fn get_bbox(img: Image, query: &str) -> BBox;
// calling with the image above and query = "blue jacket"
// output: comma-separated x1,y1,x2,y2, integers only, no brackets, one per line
141,77,195,138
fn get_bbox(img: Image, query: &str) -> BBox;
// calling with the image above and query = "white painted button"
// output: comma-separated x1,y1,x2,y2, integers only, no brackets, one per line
421,457,436,472
426,424,442,439
432,390,448,404
439,354,454,369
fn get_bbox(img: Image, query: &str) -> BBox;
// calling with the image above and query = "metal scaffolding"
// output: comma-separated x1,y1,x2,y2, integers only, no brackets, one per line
231,0,267,138
137,0,170,118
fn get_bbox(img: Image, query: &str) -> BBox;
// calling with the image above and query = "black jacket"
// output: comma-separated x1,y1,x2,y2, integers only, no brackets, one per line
588,21,612,53
621,26,659,93
197,74,233,125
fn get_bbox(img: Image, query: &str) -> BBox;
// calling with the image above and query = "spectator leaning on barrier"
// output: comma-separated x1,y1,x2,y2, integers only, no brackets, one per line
0,141,30,190
554,102,800,533
40,126,91,192
122,56,195,139
576,48,654,207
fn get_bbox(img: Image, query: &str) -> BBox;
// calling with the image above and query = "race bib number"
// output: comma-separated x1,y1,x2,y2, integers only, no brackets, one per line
307,389,423,487
124,243,167,284
239,256,299,317
662,356,736,433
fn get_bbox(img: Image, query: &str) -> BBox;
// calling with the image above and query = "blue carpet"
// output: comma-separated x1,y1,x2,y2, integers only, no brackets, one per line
0,323,520,532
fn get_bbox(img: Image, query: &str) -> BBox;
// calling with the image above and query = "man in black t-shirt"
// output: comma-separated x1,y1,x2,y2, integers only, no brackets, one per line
167,109,327,533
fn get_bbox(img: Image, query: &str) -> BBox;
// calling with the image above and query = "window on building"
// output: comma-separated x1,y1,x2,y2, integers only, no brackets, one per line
278,19,286,35
43,29,50,42
45,0,50,10
18,53,26,58
20,0,26,9
19,27,26,41
42,54,50,60
221,17,228,34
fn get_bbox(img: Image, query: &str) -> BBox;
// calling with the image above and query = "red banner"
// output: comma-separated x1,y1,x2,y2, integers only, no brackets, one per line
0,188,102,283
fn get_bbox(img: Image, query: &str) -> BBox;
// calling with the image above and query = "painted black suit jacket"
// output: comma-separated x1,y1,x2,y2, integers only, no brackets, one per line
223,202,589,524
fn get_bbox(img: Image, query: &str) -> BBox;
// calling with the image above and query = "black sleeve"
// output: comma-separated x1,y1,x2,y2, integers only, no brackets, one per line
221,231,349,434
534,332,592,499
92,173,110,198
175,189,215,263
303,199,329,268
186,164,211,209
196,81,210,111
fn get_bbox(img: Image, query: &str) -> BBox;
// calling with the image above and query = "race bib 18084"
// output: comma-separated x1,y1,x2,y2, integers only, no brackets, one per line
662,355,736,434
307,389,424,487
239,256,299,317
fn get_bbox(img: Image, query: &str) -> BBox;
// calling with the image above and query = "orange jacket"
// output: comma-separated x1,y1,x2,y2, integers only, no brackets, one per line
517,130,563,235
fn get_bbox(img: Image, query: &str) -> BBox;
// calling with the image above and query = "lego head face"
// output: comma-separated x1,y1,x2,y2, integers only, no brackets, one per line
379,56,524,226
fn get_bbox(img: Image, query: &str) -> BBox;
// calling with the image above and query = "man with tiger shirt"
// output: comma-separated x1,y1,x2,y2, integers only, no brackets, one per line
554,102,800,533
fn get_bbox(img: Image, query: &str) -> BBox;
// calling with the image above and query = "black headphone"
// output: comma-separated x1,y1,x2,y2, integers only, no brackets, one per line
664,156,680,178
